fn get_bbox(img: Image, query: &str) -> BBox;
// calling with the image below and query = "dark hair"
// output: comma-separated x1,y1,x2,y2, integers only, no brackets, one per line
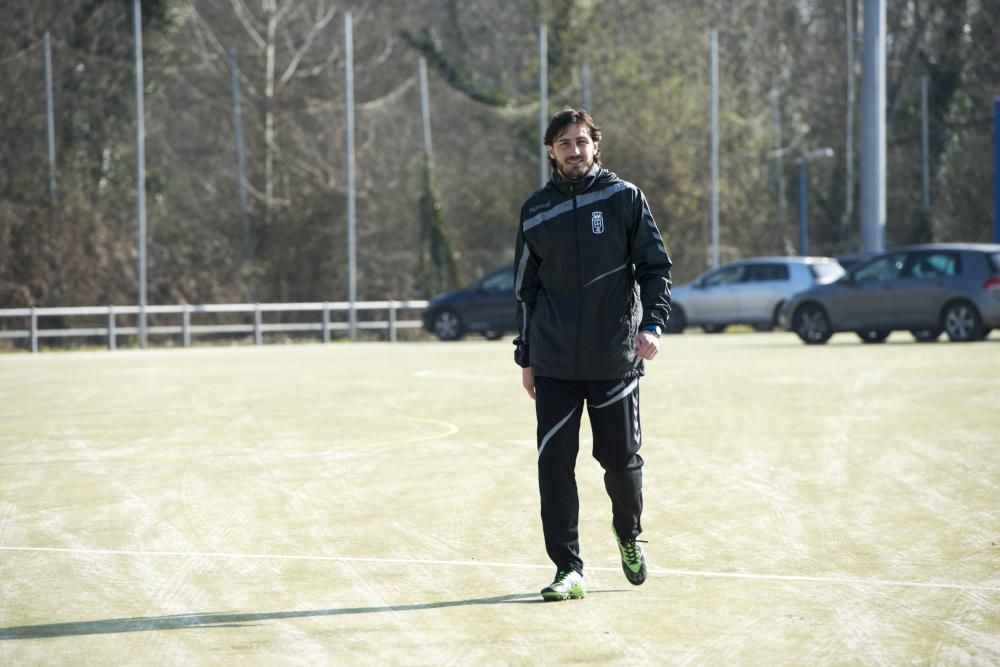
543,108,601,171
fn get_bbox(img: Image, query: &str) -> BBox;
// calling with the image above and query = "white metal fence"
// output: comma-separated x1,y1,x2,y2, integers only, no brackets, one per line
0,300,429,352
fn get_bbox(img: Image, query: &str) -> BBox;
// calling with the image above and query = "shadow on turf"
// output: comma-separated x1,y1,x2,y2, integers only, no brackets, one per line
0,590,625,640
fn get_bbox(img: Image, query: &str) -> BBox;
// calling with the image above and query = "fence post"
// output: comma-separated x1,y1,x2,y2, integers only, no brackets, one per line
182,305,191,347
254,303,262,345
388,301,398,342
30,307,38,353
322,302,331,343
108,306,117,350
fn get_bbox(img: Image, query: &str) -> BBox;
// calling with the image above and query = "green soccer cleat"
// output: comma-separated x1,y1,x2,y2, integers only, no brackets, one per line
613,525,648,586
540,569,586,601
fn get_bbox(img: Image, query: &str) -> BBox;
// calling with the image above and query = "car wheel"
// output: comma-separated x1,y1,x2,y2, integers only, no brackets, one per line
857,330,890,344
942,301,984,342
910,328,941,342
432,309,464,341
792,303,832,344
665,307,686,334
702,324,726,334
482,330,503,340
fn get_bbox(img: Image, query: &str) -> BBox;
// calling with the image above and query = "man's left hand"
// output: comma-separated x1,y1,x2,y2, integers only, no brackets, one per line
634,330,660,361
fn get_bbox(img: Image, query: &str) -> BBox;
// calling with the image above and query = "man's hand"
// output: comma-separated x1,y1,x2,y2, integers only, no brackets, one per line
522,366,536,399
634,330,660,361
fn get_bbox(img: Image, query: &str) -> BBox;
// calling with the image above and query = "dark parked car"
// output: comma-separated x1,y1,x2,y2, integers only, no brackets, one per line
422,267,515,341
667,256,845,333
781,243,1000,344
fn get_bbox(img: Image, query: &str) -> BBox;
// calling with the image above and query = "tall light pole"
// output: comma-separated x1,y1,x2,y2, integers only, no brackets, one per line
709,29,719,268
920,76,931,225
539,24,548,188
771,83,787,253
44,32,56,204
861,0,886,252
132,0,148,348
995,97,999,243
345,11,357,341
797,147,834,256
229,48,251,263
419,57,433,162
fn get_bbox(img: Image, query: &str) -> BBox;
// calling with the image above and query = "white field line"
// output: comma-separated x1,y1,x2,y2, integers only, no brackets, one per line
414,369,504,382
2,546,998,593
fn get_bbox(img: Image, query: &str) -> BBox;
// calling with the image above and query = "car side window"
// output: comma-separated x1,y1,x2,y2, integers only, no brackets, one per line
745,264,789,282
481,269,514,292
852,253,907,283
702,265,744,288
905,252,960,278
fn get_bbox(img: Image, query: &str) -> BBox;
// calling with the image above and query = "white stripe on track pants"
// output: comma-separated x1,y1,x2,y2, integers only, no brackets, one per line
533,375,644,575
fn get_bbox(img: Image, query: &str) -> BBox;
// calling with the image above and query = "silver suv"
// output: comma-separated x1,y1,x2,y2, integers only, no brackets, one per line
667,256,844,333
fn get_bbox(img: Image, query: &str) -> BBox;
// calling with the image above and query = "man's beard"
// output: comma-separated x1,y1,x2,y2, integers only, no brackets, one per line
558,158,593,181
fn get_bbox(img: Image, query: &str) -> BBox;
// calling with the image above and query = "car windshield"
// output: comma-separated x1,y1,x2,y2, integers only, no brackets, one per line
701,265,744,287
851,253,907,282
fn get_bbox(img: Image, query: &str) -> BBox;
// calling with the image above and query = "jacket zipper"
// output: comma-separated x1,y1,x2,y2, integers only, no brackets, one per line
571,182,582,377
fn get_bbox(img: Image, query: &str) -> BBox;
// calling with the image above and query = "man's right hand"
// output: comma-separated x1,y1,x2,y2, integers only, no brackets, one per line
522,366,536,400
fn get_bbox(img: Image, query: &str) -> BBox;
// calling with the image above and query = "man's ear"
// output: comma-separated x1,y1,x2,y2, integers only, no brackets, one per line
546,147,555,160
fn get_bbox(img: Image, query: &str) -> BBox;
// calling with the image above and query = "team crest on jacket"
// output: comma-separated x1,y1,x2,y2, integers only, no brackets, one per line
591,211,605,234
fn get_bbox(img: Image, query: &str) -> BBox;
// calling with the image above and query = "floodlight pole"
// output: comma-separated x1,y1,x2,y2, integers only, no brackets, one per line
419,57,433,162
771,82,788,254
44,32,56,204
132,0,148,348
230,48,252,262
539,24,548,189
995,97,1000,243
345,12,357,341
798,161,808,256
860,0,886,252
920,76,931,224
797,148,834,256
709,29,719,269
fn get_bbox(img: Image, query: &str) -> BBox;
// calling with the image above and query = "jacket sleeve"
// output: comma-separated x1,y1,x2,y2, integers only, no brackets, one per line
629,189,672,330
512,216,540,368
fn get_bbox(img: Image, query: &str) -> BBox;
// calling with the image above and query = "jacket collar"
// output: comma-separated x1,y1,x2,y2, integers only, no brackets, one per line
550,163,603,196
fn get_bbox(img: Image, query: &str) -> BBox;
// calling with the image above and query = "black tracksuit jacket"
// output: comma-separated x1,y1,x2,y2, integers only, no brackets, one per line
513,165,672,380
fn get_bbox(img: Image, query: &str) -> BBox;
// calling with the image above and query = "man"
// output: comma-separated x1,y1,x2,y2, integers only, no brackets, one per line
513,108,672,602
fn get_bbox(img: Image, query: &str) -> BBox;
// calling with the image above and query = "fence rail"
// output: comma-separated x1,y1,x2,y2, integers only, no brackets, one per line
0,300,429,352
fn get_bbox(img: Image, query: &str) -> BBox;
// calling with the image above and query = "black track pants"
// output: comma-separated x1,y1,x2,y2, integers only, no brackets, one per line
533,376,644,575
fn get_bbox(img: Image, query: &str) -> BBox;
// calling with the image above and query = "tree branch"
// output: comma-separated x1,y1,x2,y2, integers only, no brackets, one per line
279,3,338,86
229,0,265,50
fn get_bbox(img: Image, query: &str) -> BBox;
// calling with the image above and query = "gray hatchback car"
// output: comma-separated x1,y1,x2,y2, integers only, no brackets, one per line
781,243,1000,344
667,256,844,333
